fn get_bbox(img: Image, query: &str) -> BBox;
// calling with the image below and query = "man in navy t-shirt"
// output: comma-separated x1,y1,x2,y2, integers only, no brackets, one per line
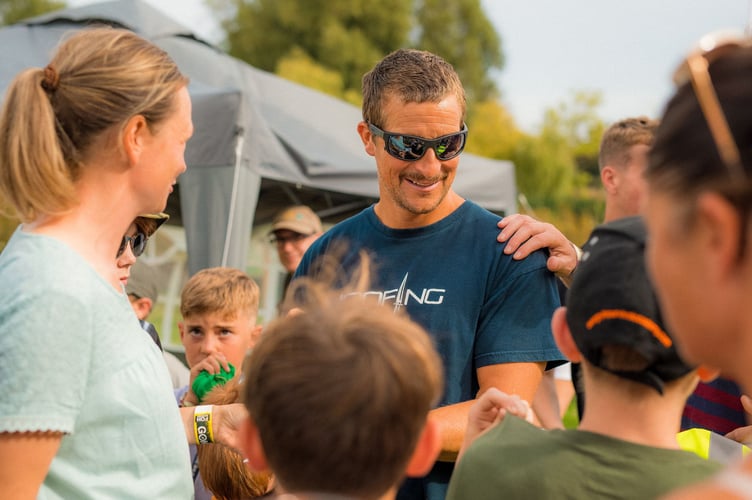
295,49,569,500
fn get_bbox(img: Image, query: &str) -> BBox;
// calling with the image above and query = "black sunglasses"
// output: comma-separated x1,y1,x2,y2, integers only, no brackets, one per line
117,232,148,258
368,123,468,162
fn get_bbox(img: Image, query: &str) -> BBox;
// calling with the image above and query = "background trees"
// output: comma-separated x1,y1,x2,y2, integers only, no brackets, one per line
211,0,604,243
0,0,607,250
0,0,64,25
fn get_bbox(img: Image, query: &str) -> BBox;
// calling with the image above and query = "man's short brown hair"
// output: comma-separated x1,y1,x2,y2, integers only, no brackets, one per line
598,116,659,171
243,275,443,498
361,48,466,129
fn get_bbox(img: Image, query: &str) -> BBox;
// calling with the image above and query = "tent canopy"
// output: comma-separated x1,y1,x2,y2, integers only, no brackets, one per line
2,0,517,273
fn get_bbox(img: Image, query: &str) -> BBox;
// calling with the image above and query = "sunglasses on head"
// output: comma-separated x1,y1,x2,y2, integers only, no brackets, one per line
673,30,751,182
117,232,148,258
368,122,468,162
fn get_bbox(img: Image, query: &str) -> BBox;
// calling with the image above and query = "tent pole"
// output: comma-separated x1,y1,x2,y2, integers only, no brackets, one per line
221,129,245,267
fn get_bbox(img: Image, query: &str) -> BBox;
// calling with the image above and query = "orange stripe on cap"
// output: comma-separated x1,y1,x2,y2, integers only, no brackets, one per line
586,309,672,348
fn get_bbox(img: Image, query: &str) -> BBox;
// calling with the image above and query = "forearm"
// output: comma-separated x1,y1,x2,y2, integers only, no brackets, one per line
180,403,247,450
430,400,476,462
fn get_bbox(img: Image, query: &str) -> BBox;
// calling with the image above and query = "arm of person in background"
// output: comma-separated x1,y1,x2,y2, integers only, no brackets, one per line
457,387,533,462
0,432,62,499
497,214,582,287
432,361,545,462
531,369,565,430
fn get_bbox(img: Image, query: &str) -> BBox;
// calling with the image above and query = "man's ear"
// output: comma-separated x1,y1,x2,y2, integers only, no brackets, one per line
357,121,377,157
121,114,149,166
404,415,441,478
551,307,580,363
239,418,270,473
600,166,618,194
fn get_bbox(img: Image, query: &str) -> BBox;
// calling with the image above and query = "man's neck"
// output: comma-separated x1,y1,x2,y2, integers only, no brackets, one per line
373,191,464,229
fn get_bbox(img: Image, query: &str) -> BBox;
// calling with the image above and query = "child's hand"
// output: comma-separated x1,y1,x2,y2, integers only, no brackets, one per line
458,388,532,461
184,353,233,406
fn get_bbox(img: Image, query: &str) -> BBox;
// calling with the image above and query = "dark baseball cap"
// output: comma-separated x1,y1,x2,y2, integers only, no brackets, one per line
565,216,694,394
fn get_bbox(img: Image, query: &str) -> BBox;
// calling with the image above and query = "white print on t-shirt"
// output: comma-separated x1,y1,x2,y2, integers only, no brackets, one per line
341,273,446,312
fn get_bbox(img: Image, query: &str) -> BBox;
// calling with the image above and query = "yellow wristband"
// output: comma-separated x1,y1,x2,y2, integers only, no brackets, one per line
194,405,214,444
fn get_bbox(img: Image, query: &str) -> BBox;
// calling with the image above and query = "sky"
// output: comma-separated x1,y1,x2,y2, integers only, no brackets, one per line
70,0,750,133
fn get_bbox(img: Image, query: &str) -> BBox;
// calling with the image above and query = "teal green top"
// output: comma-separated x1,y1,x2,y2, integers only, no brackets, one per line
0,229,192,499
447,415,722,500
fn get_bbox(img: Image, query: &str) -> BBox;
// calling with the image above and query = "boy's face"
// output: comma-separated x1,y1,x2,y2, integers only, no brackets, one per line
179,310,260,371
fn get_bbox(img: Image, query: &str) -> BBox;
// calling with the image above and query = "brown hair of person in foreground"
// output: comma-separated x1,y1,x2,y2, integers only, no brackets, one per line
240,251,444,499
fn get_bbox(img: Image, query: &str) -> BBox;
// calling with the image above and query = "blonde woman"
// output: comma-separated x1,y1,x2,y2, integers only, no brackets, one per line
0,27,243,498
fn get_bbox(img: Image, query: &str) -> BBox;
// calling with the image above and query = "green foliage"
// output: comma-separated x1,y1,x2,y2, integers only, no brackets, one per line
218,0,412,94
416,0,503,103
510,90,605,207
276,47,347,98
212,0,503,107
464,99,521,159
0,0,65,25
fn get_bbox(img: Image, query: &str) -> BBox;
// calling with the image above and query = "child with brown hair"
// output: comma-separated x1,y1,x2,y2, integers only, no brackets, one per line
176,266,262,500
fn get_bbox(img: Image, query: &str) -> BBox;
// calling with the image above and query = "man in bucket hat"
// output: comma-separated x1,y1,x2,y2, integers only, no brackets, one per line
448,216,722,500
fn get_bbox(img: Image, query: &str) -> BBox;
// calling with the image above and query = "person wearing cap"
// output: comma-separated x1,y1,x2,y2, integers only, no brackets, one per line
268,205,323,293
447,216,722,500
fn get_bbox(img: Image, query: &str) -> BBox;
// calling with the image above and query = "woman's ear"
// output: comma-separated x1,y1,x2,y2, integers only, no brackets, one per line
695,192,746,280
121,114,149,166
696,365,720,383
551,307,579,363
357,121,377,157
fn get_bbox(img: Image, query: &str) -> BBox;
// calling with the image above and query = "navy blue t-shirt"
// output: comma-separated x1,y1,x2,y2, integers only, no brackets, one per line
294,201,564,498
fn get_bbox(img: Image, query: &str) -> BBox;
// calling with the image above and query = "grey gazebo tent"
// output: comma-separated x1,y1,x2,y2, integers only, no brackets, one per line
0,0,517,274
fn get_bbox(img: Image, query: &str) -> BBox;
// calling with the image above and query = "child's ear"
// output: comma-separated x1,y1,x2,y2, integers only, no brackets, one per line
551,307,579,363
240,417,270,473
130,296,153,319
250,325,263,348
178,321,186,342
404,415,441,478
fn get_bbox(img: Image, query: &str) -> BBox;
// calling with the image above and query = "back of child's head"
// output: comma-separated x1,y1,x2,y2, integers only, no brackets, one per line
180,267,259,320
243,268,443,498
197,379,273,499
566,216,694,395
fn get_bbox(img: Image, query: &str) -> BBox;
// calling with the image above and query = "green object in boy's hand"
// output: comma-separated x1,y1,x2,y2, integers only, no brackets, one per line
192,363,236,403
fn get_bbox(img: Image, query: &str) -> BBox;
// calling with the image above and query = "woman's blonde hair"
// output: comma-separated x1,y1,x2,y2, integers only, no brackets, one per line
0,26,188,222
